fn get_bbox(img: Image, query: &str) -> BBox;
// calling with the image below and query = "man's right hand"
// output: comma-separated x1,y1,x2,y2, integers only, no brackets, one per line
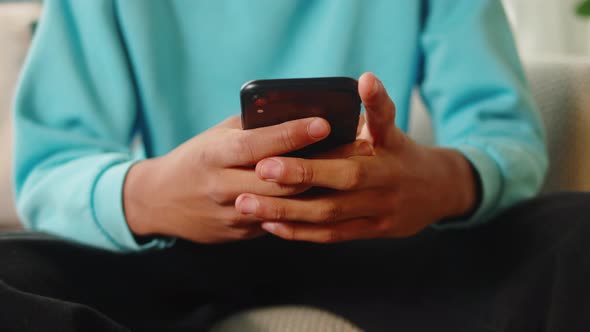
123,116,333,244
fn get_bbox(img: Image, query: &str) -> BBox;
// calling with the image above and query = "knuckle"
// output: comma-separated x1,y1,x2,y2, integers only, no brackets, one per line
233,134,256,163
231,228,250,239
271,205,288,221
197,237,218,244
328,229,342,243
195,147,213,166
375,218,393,233
226,116,241,127
344,161,366,190
318,203,341,223
384,204,396,218
282,226,296,241
319,230,340,244
235,227,261,239
208,185,234,205
270,223,295,240
277,183,308,196
280,126,299,152
387,156,405,177
295,161,314,185
226,213,244,227
216,116,241,130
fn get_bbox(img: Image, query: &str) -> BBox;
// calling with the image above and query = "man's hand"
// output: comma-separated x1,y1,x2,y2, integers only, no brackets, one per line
123,114,375,244
234,72,479,243
123,116,331,243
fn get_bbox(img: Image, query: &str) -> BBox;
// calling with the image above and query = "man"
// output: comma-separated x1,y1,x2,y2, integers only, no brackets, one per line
4,0,589,331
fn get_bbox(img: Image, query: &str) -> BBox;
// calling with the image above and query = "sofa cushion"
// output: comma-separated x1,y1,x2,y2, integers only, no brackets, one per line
210,305,361,332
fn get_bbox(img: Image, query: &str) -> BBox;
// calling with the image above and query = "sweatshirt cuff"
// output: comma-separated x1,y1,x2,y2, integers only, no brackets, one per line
92,160,175,251
431,144,503,230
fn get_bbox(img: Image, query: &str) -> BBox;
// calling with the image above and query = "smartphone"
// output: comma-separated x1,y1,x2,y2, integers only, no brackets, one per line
240,77,361,157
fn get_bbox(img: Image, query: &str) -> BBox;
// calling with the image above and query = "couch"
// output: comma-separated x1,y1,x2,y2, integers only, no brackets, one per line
1,3,589,331
0,2,40,229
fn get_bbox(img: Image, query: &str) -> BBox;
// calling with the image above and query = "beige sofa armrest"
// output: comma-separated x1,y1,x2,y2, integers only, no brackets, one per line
0,3,42,229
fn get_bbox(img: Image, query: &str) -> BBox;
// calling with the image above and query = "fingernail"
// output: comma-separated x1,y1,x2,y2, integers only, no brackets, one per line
372,78,380,95
308,118,330,139
238,196,258,214
261,222,277,232
358,142,374,156
260,159,282,180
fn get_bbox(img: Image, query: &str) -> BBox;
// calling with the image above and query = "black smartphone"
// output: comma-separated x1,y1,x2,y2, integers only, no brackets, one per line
240,77,361,157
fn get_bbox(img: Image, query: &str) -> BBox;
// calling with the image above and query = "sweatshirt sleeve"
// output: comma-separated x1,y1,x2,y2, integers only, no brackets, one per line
12,0,172,251
419,0,548,228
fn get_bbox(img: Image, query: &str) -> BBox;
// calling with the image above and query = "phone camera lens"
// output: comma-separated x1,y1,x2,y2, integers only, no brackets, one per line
253,95,268,107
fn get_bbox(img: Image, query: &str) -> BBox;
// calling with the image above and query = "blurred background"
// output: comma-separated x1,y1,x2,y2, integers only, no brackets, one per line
503,0,590,57
0,0,589,229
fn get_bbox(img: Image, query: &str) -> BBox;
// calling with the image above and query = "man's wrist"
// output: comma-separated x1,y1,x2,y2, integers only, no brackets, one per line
123,158,161,237
427,147,480,220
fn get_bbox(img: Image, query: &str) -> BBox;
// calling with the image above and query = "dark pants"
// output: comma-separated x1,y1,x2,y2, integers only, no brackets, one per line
0,192,589,331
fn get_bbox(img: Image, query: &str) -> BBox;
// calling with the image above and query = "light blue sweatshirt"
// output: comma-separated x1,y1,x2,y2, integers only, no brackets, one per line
13,0,547,252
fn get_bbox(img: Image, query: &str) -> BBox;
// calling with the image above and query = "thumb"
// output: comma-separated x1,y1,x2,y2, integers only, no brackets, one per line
358,72,396,146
